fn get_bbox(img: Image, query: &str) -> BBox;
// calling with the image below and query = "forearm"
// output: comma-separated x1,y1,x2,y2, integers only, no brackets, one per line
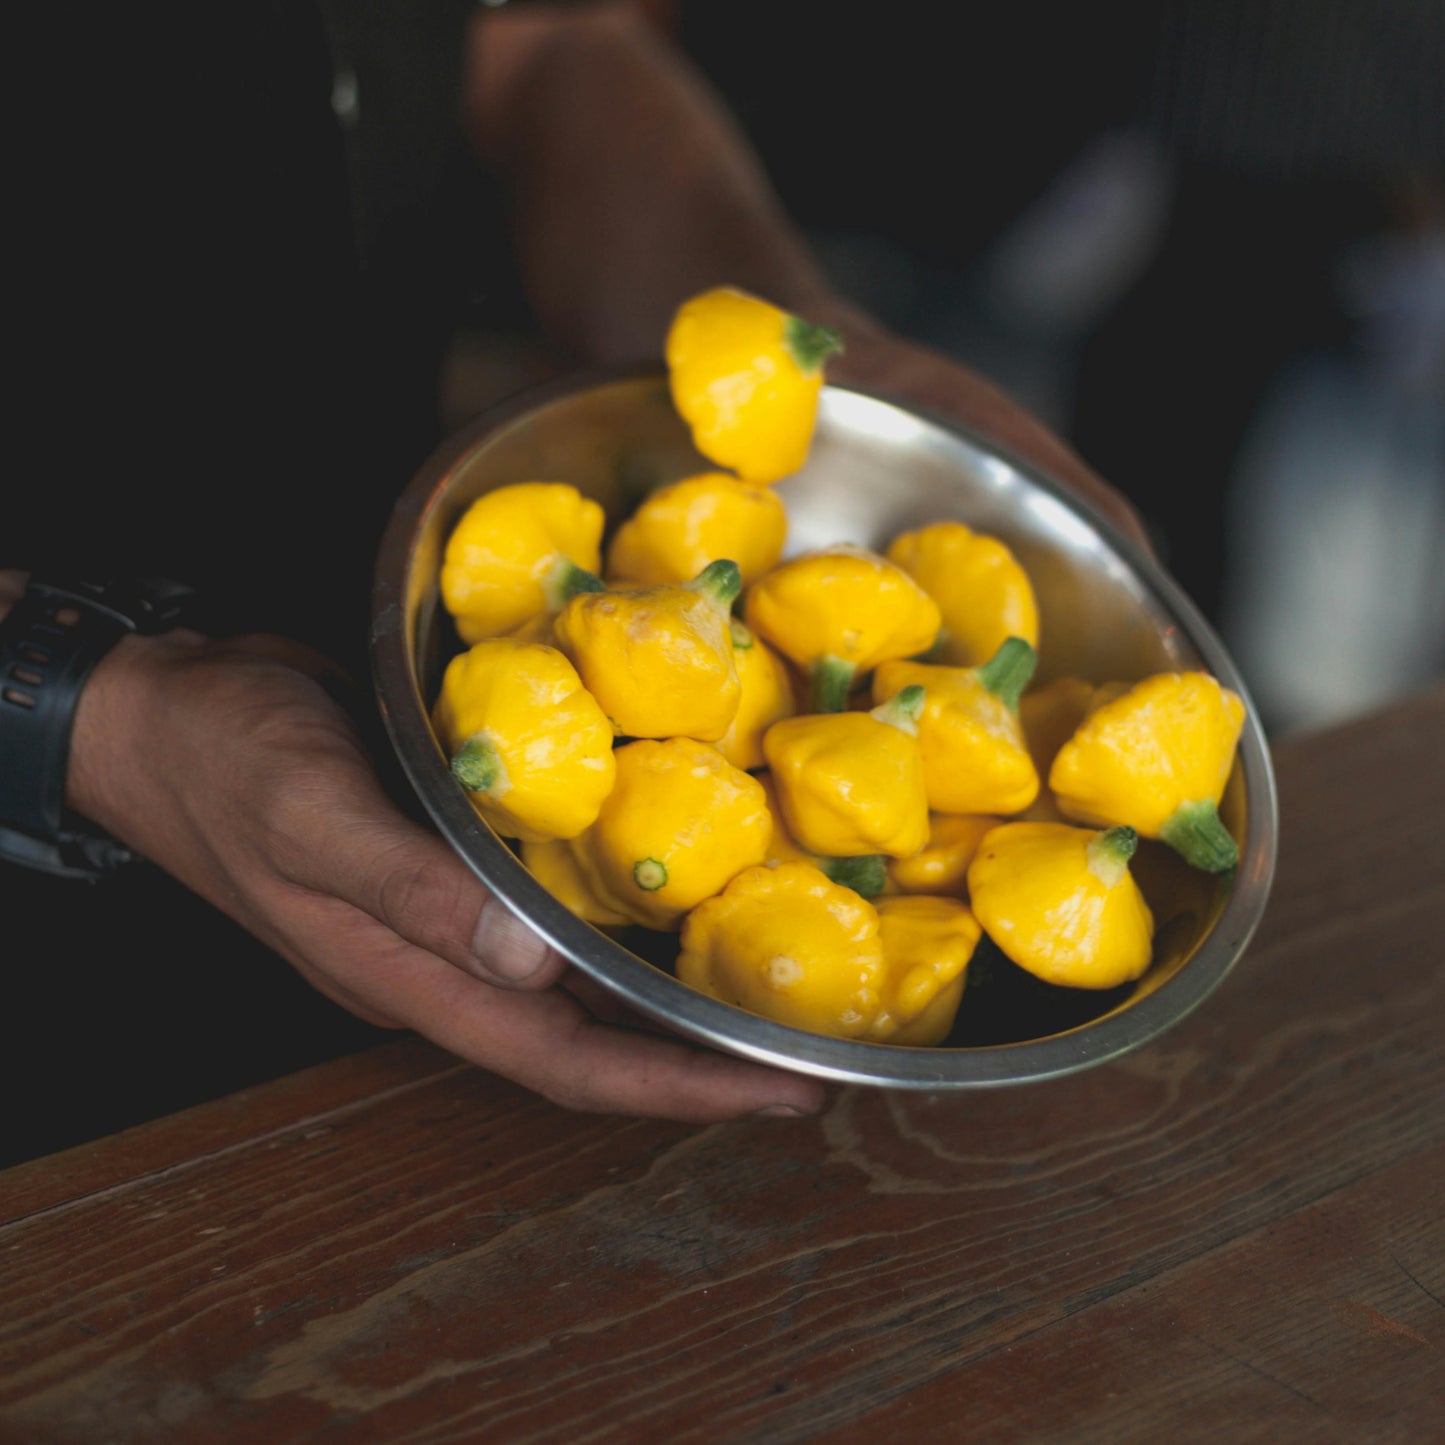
463,5,1147,546
464,3,837,362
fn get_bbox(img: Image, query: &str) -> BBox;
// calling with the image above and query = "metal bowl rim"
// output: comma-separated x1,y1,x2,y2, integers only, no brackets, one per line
371,361,1279,1089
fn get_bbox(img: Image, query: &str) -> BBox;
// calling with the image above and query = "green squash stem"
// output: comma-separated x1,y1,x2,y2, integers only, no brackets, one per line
871,683,926,735
783,316,844,375
810,654,857,713
451,735,505,795
1086,825,1138,887
974,636,1037,712
1159,800,1239,874
633,857,669,891
542,556,605,612
820,854,887,899
689,558,743,613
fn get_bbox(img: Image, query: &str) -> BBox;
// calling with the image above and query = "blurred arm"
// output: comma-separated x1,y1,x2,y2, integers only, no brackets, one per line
463,1,836,361
463,1,1149,545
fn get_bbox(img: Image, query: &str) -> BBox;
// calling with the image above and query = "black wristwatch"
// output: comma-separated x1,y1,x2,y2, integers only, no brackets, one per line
0,574,196,880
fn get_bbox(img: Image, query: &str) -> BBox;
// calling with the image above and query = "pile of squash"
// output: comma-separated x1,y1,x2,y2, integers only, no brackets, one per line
431,287,1245,1047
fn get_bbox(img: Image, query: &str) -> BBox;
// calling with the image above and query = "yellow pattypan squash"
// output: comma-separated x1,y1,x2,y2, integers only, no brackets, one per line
605,471,787,588
440,482,604,645
432,638,616,842
1048,671,1245,873
553,559,742,742
865,895,980,1045
520,837,632,929
968,821,1156,989
665,286,843,484
714,620,799,773
763,685,930,859
872,637,1040,817
745,543,941,711
886,520,1039,666
886,812,999,898
1017,675,1099,823
677,861,885,1038
758,771,887,898
570,737,770,930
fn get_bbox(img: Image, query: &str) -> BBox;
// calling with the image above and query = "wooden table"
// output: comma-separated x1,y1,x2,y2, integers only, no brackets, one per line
3,687,1442,1443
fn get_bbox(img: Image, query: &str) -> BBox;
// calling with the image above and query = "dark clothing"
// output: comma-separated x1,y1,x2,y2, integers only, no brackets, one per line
12,1,487,674
5,2,485,1166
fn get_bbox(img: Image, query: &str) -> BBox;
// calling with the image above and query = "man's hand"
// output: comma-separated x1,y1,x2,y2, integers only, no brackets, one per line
66,627,826,1122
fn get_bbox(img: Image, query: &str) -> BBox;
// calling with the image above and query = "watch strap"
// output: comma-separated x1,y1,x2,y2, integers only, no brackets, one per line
0,575,195,879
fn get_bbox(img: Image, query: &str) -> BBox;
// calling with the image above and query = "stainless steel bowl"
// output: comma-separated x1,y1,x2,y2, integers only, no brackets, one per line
372,363,1278,1088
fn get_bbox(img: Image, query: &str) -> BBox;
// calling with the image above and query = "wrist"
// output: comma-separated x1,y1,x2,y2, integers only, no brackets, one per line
0,574,200,878
66,627,205,836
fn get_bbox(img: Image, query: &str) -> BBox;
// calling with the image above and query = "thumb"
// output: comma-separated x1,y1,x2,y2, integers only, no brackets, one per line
290,775,570,990
468,889,572,989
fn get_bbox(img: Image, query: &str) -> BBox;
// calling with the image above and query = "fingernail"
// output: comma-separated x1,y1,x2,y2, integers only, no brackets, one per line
471,900,551,984
754,1104,810,1119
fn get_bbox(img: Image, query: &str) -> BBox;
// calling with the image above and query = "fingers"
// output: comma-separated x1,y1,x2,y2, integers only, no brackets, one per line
181,647,568,994
285,897,827,1122
102,635,568,996
284,951,409,1030
275,765,570,992
414,966,829,1123
80,630,826,1122
469,893,572,990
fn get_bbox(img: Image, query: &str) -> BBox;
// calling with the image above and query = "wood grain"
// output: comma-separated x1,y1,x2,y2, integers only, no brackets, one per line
0,1036,461,1223
1,687,1442,1443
